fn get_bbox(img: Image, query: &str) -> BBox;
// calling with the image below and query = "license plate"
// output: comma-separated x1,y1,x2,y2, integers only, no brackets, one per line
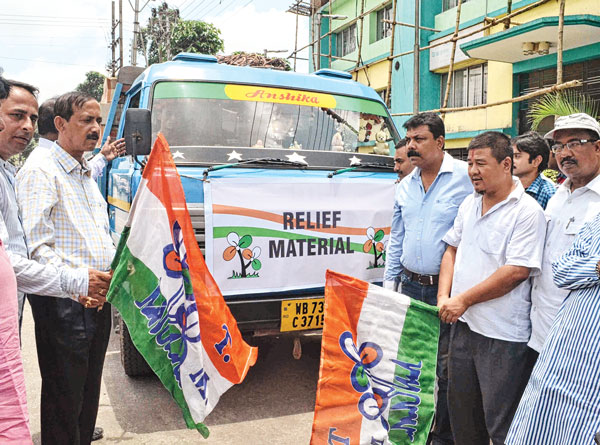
281,298,324,332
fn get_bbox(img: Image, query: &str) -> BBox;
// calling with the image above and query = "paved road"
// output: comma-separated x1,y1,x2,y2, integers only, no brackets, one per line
22,304,321,444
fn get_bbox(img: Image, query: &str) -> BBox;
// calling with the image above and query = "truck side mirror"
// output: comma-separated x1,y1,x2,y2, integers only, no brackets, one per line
123,108,152,156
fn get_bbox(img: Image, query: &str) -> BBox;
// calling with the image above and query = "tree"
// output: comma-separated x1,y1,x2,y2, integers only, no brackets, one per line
139,2,224,65
76,71,105,101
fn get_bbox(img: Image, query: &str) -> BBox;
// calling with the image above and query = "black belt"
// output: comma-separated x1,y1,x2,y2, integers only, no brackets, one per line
405,270,439,286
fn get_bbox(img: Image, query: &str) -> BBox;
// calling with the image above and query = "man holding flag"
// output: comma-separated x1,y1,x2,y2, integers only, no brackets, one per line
384,112,472,445
17,91,115,445
437,132,546,445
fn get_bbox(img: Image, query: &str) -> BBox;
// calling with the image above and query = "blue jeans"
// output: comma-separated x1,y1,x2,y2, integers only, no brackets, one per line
401,273,454,445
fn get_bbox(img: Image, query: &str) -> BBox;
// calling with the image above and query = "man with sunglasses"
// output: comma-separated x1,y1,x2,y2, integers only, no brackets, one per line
525,113,600,361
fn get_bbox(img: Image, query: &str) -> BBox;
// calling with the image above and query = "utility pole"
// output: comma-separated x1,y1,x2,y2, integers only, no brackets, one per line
130,0,153,66
109,1,117,76
119,0,124,69
108,0,124,76
131,0,140,66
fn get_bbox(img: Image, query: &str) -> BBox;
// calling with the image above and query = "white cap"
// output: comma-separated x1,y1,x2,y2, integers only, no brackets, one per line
544,113,600,140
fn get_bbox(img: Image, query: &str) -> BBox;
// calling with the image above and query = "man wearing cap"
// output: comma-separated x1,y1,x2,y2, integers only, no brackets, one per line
523,113,600,360
506,113,600,443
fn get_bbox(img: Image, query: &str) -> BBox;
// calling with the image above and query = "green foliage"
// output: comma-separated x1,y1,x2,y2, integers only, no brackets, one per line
75,71,105,101
140,2,223,65
169,20,224,58
528,90,600,131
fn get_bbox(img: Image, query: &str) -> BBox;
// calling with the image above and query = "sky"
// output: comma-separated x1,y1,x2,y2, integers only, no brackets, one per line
0,0,309,102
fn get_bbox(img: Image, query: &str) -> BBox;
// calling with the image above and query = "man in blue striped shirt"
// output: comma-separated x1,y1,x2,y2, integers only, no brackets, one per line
507,113,600,445
507,211,600,444
511,132,556,209
383,112,472,445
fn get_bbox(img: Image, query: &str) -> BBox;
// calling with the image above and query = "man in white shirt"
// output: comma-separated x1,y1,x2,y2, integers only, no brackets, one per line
528,113,600,357
28,96,126,179
437,131,546,445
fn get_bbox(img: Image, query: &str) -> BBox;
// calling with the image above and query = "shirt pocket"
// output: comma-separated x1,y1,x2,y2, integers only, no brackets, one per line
477,228,506,256
432,197,463,224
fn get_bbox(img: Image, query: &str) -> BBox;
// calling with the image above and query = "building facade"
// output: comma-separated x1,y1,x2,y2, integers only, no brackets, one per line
310,0,600,157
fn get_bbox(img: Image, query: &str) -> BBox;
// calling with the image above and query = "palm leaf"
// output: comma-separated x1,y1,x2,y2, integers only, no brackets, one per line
528,90,600,131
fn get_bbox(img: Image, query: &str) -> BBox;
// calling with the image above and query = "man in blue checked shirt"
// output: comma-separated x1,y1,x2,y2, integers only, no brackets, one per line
0,79,111,328
511,131,556,209
17,92,116,445
383,112,472,445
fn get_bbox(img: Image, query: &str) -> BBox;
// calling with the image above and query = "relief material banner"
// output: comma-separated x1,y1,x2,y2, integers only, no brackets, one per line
203,174,395,296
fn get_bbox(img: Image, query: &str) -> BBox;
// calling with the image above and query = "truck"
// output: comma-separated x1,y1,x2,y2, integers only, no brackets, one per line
101,52,401,376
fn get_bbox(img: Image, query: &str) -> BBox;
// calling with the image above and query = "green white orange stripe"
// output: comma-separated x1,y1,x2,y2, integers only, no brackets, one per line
108,133,257,436
311,270,439,444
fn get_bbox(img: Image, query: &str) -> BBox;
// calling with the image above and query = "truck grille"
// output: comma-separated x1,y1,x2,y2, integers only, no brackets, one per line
188,204,206,254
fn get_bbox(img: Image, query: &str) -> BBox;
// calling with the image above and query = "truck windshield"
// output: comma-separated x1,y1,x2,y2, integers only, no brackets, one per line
150,81,399,152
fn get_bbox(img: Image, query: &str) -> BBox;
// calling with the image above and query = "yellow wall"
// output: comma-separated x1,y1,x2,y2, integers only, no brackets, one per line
443,61,513,136
486,0,598,36
353,59,391,91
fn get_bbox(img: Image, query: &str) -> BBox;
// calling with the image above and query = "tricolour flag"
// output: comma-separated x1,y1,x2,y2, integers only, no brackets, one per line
108,133,258,437
311,270,439,445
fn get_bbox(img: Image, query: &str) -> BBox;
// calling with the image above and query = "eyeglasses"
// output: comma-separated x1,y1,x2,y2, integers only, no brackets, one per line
551,139,598,154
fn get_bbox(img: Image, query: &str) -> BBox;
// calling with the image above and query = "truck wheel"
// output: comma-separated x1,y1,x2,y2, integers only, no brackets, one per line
120,317,153,377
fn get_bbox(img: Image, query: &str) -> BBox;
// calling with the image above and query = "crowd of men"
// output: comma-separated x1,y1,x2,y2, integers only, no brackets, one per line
1,70,600,445
385,111,600,444
0,76,124,444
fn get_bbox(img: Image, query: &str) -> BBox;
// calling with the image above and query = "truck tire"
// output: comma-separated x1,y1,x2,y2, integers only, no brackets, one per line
120,317,153,377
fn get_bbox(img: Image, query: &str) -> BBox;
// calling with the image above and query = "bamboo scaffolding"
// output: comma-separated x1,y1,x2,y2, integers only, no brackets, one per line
391,80,582,116
557,0,566,84
295,0,551,67
504,0,513,29
328,0,333,67
356,0,366,70
382,18,438,32
442,0,463,111
419,0,551,53
350,0,552,77
385,0,398,107
293,0,564,119
288,0,390,60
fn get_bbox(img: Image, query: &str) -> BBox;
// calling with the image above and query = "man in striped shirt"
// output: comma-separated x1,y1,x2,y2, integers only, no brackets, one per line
525,113,600,359
0,79,111,325
507,113,600,444
17,91,116,445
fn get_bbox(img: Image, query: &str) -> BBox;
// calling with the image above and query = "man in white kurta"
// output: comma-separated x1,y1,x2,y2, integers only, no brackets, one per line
527,113,600,356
